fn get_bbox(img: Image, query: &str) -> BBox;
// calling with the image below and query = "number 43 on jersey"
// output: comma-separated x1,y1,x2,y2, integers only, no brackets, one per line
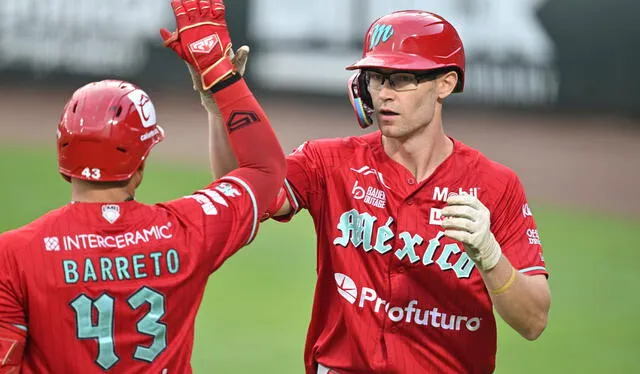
70,286,167,370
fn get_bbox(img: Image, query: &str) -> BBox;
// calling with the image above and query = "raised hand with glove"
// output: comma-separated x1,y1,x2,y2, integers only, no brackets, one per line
159,0,286,219
186,45,250,114
160,0,237,90
441,193,503,272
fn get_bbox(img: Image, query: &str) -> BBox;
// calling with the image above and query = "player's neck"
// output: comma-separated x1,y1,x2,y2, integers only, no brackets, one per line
70,180,135,203
70,189,134,203
382,120,453,183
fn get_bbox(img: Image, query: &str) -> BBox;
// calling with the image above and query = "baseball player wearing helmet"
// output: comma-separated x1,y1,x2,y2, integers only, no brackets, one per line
196,10,550,374
0,1,285,373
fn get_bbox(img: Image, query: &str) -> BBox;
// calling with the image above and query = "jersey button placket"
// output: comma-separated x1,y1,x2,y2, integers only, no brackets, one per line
406,178,416,205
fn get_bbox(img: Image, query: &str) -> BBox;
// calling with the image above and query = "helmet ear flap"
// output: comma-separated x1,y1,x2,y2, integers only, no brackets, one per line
347,71,374,129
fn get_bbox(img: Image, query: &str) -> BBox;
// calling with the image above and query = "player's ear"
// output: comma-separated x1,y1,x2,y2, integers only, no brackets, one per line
437,71,458,99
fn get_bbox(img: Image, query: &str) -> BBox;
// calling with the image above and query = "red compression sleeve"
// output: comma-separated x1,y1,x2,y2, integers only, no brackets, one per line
211,78,286,216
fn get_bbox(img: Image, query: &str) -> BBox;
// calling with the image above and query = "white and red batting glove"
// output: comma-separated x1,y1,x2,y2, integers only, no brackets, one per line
185,45,250,114
441,194,503,271
160,0,236,90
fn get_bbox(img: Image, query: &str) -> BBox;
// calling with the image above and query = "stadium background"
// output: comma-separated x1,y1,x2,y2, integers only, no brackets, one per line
0,0,638,372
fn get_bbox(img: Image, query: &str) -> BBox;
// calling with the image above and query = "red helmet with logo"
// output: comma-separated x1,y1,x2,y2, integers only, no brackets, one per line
57,80,165,182
346,10,465,128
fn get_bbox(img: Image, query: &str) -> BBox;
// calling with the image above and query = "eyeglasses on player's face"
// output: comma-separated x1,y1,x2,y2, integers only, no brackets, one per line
365,70,442,92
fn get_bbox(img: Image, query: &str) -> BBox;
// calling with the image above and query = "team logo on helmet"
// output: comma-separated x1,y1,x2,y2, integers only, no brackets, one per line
369,24,394,51
127,89,157,128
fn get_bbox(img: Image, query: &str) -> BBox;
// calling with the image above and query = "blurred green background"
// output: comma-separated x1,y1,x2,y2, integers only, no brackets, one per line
1,144,638,373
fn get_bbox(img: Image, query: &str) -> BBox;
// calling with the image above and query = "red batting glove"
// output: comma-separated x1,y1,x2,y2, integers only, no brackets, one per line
160,0,235,90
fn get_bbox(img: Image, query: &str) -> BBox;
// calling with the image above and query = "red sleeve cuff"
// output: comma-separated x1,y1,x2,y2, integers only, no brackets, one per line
0,325,26,367
271,179,301,223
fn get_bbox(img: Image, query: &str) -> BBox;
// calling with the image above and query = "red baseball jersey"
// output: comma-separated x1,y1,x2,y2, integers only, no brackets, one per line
0,176,259,373
277,131,547,374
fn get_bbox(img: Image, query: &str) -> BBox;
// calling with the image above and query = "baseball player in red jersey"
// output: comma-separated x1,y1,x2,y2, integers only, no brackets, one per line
0,1,285,373
191,10,551,374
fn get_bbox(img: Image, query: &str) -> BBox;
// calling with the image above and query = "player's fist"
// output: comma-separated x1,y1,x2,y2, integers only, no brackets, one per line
160,0,235,90
440,193,502,271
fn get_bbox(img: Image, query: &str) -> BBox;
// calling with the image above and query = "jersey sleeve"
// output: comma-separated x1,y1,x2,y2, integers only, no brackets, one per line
490,173,548,277
0,235,28,340
272,141,325,222
160,175,259,274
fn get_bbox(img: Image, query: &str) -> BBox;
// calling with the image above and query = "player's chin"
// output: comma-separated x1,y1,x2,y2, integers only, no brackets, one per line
378,121,408,138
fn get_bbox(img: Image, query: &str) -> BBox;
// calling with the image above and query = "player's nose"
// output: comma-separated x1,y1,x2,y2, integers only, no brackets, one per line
377,81,396,100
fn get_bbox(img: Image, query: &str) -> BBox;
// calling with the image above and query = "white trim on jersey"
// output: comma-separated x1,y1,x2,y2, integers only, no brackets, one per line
197,188,229,207
519,266,547,274
12,324,27,331
317,363,334,374
283,178,300,213
221,176,258,245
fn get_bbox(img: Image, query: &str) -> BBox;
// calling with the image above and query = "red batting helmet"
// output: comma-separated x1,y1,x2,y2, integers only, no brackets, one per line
346,10,465,128
57,80,165,182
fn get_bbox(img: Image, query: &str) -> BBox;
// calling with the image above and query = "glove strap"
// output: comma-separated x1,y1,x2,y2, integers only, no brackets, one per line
475,234,502,271
201,55,236,90
209,73,241,94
